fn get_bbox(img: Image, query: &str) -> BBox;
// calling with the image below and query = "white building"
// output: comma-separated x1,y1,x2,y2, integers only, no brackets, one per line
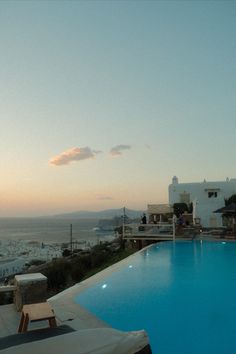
168,176,236,228
0,258,26,280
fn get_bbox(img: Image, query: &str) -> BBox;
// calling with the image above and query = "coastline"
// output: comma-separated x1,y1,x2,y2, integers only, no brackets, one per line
0,217,117,280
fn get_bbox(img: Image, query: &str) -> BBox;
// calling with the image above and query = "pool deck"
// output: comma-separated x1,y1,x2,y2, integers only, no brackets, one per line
0,304,21,338
48,247,140,325
0,300,108,338
0,301,150,354
0,247,144,337
0,247,152,354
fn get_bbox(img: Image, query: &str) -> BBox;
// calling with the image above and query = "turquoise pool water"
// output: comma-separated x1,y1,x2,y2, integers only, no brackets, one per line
75,241,236,354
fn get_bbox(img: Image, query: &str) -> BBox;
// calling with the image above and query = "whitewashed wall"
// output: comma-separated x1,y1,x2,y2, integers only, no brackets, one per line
0,258,26,279
168,177,236,227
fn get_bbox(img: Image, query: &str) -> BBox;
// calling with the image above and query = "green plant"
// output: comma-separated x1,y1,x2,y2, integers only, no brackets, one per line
42,259,71,290
225,194,236,205
173,203,189,217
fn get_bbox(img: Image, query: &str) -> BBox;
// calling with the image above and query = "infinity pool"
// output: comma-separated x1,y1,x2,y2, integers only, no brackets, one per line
75,241,236,354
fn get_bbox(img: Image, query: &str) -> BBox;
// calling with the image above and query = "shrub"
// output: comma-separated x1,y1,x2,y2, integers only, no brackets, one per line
90,249,110,268
42,259,71,290
62,249,72,257
70,258,88,282
29,259,46,266
225,194,236,205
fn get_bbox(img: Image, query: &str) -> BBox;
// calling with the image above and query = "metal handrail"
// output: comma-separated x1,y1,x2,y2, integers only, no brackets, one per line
123,221,176,240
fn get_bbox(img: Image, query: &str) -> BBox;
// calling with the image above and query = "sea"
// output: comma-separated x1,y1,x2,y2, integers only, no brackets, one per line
0,217,114,246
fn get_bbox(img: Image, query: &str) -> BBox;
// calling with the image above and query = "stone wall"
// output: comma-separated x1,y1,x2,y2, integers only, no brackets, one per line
14,273,47,311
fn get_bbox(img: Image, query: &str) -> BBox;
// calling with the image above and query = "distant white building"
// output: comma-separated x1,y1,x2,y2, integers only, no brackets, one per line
147,204,173,223
168,176,236,228
0,258,26,280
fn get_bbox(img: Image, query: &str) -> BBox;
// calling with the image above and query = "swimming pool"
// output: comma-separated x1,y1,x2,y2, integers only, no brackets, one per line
75,241,236,354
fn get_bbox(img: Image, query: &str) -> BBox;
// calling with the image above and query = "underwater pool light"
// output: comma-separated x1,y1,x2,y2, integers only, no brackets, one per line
102,284,107,289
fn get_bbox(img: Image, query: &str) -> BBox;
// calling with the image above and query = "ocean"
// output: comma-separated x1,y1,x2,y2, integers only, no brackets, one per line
0,217,106,245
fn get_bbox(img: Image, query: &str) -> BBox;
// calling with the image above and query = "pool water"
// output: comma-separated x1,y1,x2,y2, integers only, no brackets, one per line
75,241,236,354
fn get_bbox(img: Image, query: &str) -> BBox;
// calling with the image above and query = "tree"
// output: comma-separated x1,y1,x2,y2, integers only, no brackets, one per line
173,203,189,217
225,194,236,205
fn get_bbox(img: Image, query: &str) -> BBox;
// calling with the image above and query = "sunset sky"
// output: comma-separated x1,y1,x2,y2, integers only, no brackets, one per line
0,1,235,216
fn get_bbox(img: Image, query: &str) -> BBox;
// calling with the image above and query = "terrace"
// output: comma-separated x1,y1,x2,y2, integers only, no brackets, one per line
0,257,152,354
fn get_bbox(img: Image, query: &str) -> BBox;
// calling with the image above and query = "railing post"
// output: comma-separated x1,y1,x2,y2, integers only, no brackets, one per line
173,218,176,241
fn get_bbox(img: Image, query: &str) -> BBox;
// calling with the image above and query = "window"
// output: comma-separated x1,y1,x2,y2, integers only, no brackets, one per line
208,191,217,198
180,193,190,204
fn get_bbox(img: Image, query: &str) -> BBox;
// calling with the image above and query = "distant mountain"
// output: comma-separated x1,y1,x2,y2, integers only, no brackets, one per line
52,208,144,219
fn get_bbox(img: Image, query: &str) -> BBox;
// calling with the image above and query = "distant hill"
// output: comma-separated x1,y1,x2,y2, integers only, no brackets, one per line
52,208,145,219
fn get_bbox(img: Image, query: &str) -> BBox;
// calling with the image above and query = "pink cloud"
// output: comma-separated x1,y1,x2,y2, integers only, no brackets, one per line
110,144,131,156
49,147,101,166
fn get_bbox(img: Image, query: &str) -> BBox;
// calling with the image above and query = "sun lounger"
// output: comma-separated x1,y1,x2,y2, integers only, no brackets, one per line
0,324,75,351
0,327,152,354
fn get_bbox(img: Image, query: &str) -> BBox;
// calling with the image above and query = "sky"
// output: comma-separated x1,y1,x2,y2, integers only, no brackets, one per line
0,0,235,217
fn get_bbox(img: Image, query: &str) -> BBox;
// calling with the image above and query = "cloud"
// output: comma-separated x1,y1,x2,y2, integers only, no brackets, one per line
96,195,114,200
110,144,131,156
49,147,101,166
